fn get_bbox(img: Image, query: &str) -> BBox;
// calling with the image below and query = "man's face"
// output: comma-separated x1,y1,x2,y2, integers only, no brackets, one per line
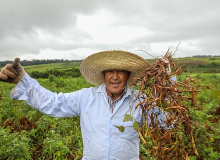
104,69,130,98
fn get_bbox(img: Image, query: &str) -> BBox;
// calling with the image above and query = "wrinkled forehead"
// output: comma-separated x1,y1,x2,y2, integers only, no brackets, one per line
103,69,130,72
103,69,129,72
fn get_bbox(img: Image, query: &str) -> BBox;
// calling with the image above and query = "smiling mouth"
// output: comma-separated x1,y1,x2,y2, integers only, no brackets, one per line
111,82,120,86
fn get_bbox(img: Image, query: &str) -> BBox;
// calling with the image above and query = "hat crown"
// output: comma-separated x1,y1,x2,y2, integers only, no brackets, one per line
80,50,151,86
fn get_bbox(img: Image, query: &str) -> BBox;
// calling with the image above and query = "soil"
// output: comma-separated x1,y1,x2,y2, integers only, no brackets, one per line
215,107,220,115
1,116,38,133
207,107,220,123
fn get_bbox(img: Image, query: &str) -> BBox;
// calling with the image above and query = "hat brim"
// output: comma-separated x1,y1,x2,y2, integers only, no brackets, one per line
80,50,151,86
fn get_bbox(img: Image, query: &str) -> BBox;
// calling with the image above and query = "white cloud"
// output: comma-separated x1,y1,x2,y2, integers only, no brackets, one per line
23,48,101,61
77,10,152,44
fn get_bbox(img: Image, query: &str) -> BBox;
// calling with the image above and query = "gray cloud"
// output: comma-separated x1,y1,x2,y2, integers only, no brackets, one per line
0,0,219,61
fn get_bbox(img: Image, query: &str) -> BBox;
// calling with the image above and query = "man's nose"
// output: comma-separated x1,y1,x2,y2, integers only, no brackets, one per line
112,71,119,79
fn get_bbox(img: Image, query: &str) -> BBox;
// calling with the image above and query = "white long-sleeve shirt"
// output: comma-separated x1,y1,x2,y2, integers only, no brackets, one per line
9,73,175,160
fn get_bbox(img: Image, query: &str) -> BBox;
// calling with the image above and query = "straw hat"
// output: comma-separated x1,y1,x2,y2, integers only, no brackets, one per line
80,50,151,86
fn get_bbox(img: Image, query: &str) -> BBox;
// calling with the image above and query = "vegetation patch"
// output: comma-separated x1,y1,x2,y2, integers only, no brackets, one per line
0,57,219,159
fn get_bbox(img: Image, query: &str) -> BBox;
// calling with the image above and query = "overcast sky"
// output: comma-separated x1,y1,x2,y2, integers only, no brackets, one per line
0,0,219,61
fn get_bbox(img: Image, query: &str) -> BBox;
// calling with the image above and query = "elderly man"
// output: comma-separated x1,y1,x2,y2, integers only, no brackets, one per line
0,50,173,160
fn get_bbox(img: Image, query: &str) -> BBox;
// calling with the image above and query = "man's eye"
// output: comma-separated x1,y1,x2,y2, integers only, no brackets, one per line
106,70,113,73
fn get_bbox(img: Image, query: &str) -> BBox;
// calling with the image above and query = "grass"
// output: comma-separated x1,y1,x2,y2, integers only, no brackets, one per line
0,73,219,159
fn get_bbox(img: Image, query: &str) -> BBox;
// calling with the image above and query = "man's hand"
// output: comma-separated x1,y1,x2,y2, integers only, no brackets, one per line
158,57,171,74
0,58,25,84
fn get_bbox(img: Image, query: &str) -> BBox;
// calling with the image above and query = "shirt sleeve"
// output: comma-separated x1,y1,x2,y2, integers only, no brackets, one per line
170,75,177,81
9,72,87,117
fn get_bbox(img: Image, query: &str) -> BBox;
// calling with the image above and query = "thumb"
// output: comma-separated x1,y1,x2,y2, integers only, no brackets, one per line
12,58,20,68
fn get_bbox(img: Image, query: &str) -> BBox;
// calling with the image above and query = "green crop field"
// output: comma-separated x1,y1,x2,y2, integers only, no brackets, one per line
0,58,220,159
23,62,81,73
0,62,81,73
1,57,219,73
147,57,220,66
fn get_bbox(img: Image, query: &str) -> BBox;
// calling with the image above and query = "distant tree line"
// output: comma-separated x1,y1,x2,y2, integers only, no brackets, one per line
29,68,81,79
0,59,83,67
193,55,220,57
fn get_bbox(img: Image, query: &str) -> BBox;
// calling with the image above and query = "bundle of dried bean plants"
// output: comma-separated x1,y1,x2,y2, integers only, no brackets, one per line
133,48,199,160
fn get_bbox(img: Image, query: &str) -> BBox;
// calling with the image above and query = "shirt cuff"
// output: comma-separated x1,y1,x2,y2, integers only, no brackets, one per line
9,72,31,99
